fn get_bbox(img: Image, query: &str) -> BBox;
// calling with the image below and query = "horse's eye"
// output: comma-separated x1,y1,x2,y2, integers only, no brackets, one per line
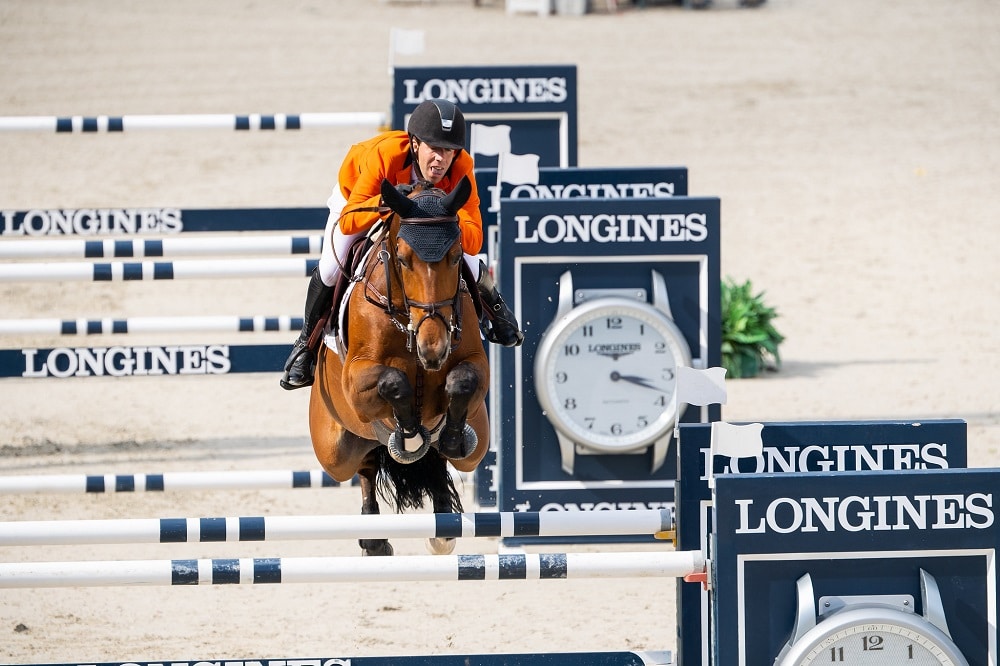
398,255,411,270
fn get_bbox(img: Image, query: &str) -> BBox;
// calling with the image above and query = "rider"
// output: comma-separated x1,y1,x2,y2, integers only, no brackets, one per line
280,98,524,391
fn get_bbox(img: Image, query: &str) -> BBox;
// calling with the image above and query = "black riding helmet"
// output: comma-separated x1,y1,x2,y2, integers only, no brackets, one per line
407,99,466,151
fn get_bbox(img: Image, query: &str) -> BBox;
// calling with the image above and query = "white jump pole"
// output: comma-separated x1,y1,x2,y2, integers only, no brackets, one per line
0,315,303,336
0,551,706,589
0,509,674,546
0,235,323,260
0,469,341,494
0,112,387,133
0,257,318,282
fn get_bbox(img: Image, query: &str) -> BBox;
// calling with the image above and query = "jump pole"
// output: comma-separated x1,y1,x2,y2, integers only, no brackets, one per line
0,234,323,260
0,469,343,494
0,315,304,336
0,112,387,133
0,551,705,589
0,257,318,282
0,509,674,546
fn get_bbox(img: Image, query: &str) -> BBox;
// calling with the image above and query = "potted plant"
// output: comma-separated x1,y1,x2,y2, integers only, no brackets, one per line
721,277,784,379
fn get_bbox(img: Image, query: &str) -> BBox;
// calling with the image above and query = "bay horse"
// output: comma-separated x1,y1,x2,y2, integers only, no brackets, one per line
309,177,490,556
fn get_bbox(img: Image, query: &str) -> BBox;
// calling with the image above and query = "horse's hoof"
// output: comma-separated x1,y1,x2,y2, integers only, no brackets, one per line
387,425,431,464
426,537,456,555
439,423,478,460
362,542,394,557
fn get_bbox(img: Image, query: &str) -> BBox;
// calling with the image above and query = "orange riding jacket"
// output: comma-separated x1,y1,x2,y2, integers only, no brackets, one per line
337,131,484,255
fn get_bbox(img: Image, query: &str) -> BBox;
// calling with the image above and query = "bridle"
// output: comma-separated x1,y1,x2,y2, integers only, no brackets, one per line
363,200,465,355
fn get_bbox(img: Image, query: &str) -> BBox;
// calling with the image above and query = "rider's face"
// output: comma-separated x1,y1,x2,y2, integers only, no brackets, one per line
412,139,457,184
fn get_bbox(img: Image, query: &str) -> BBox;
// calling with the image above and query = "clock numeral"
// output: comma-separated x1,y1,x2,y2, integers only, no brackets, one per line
563,398,577,410
637,416,648,428
662,368,676,381
654,341,668,353
584,417,595,430
606,316,623,330
581,325,594,337
829,646,844,662
610,423,623,435
563,344,580,356
862,635,884,651
653,395,668,407
907,644,914,659
555,371,568,384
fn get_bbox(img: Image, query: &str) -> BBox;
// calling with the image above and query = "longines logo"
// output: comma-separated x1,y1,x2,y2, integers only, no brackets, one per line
735,492,994,534
401,76,569,105
590,343,640,360
514,212,707,244
1,208,183,236
22,345,231,378
702,442,953,478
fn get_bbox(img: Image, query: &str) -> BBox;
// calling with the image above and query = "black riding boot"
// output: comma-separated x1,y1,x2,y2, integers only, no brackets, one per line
280,267,335,390
475,260,524,347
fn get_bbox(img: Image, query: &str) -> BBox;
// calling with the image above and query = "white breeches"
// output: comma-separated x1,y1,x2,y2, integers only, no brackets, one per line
317,186,482,287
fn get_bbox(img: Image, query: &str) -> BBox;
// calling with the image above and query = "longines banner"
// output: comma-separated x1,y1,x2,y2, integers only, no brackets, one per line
713,468,997,666
392,65,578,168
495,197,720,538
674,419,969,666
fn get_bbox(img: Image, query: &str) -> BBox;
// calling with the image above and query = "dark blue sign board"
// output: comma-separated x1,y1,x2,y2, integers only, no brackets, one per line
495,197,720,537
472,166,689,508
675,419,969,666
712,468,997,666
392,65,578,168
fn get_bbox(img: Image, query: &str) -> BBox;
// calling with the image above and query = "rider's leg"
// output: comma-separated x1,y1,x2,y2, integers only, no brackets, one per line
466,255,524,348
280,191,355,390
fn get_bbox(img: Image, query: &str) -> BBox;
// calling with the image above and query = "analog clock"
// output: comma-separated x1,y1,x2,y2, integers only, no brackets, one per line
533,270,692,474
774,570,969,666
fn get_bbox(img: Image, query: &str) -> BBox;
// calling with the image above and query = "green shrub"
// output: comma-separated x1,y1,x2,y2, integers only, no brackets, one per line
721,277,784,378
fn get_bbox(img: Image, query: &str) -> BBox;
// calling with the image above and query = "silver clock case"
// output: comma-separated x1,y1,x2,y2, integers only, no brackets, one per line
533,269,692,475
774,570,969,666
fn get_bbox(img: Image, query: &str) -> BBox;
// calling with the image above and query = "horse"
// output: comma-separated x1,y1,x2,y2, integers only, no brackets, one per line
309,176,490,556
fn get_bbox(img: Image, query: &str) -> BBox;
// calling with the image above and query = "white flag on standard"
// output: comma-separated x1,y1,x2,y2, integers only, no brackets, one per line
710,421,764,459
470,124,512,157
390,28,425,56
676,366,728,407
498,152,540,186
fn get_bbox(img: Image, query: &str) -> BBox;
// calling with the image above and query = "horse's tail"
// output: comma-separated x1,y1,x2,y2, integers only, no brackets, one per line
373,446,463,515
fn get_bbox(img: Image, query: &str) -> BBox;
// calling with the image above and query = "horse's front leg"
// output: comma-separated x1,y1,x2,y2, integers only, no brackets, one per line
438,362,483,461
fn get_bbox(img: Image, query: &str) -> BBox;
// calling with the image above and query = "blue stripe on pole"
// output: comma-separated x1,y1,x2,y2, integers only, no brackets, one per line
153,263,173,279
86,320,102,334
239,516,266,541
85,475,104,493
473,512,501,537
261,115,276,130
113,319,128,334
457,554,486,580
61,321,77,334
160,518,187,543
264,317,279,331
513,512,540,536
540,553,568,579
291,237,310,254
115,475,135,492
434,513,463,539
287,115,301,130
145,474,165,491
291,471,311,488
82,117,98,132
322,472,338,487
235,116,250,130
200,517,227,542
254,558,281,584
123,263,143,280
114,240,133,257
498,554,527,580
172,559,199,585
212,558,241,584
94,263,112,281
145,240,163,256
109,117,124,132
84,241,102,258
56,117,72,132
306,258,319,275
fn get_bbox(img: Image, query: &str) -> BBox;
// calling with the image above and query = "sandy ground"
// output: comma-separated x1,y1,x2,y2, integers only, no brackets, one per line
0,0,998,662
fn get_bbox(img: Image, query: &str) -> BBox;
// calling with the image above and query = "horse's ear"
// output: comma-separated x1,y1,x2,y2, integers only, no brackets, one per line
440,176,472,214
380,179,418,216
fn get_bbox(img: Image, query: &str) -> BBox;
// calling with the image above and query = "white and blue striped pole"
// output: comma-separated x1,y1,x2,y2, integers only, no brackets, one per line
0,235,323,260
0,257,318,282
0,551,705,588
0,469,341,494
0,315,304,336
0,112,387,133
0,509,674,546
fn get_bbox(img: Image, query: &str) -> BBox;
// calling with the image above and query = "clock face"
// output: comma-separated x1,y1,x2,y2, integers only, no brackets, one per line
783,608,968,666
534,297,691,452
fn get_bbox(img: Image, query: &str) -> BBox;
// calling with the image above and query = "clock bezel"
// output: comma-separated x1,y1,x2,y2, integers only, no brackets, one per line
533,295,692,453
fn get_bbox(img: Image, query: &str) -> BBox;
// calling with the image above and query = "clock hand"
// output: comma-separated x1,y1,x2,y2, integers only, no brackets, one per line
610,371,664,392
